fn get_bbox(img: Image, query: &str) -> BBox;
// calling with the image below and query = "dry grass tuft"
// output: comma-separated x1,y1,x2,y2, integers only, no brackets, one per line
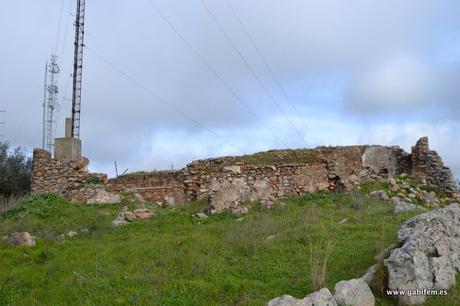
309,239,334,291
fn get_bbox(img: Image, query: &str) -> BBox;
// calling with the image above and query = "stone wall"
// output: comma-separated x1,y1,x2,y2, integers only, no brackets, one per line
411,137,458,195
107,171,186,205
30,137,458,209
31,149,90,196
183,145,413,212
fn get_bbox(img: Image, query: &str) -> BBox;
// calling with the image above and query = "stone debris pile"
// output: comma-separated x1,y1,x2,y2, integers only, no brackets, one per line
112,207,154,227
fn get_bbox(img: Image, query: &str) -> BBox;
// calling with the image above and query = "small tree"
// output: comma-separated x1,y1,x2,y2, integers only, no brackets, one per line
0,142,32,197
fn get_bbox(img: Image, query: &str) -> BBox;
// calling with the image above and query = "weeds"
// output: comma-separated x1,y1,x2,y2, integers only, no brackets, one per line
0,193,27,214
309,239,334,291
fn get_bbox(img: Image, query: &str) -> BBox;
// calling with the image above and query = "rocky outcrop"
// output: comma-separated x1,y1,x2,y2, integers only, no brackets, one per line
267,288,337,306
384,203,460,305
267,280,375,306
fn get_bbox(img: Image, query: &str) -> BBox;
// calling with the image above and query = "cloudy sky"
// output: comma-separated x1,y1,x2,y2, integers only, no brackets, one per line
1,0,459,178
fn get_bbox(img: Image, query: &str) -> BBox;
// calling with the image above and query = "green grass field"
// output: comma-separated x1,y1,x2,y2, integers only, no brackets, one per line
0,190,458,305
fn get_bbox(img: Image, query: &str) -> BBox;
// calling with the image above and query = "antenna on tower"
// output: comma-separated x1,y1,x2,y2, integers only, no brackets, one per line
42,55,61,152
71,0,86,139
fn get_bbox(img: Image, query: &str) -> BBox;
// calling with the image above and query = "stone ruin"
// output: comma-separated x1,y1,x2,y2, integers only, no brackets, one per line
31,137,458,212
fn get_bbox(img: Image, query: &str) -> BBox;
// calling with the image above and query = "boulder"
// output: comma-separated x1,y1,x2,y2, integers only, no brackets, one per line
267,288,337,306
384,203,460,305
360,265,378,285
333,278,375,306
267,295,299,306
7,232,36,247
301,288,337,306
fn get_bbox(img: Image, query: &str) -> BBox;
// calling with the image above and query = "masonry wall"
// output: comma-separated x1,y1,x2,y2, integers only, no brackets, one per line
30,137,457,209
411,137,458,195
182,145,412,212
108,171,186,205
31,149,90,196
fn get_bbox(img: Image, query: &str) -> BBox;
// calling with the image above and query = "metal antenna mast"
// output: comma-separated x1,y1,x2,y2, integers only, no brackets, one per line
44,55,61,152
71,0,86,139
42,61,48,149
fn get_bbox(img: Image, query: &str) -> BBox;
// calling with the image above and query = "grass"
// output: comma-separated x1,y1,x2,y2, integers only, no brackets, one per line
231,149,320,166
0,191,457,305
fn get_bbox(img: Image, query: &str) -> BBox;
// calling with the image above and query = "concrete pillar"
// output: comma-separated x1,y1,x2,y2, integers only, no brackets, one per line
54,118,82,160
65,118,72,138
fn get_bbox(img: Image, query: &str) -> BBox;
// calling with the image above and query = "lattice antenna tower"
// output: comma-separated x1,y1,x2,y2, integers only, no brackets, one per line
0,110,5,139
43,55,61,152
71,0,86,139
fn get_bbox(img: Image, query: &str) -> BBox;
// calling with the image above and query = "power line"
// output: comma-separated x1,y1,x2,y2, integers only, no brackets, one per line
224,0,320,147
145,0,288,149
54,0,67,54
59,0,74,67
85,46,242,153
199,0,310,148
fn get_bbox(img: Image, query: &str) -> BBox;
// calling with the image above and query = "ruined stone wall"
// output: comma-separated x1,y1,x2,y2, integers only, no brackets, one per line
108,171,186,205
182,145,413,212
31,149,91,196
30,137,457,208
411,137,458,195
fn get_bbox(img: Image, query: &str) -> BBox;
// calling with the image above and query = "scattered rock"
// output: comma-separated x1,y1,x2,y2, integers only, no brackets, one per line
67,231,78,238
384,203,460,305
266,235,276,241
401,183,411,190
388,177,398,192
393,202,425,214
112,212,130,227
134,208,153,220
370,190,389,202
194,212,208,219
232,207,249,215
7,232,36,247
333,278,375,306
417,191,440,207
123,211,137,222
112,207,154,226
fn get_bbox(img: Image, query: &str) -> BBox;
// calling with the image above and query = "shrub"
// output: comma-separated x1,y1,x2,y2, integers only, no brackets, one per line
0,142,31,197
86,175,103,185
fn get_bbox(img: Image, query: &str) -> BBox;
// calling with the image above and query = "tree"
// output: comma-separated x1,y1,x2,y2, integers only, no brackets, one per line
0,142,32,197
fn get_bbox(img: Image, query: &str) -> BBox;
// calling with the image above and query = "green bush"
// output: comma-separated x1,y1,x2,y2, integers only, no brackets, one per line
86,175,103,185
0,142,31,197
